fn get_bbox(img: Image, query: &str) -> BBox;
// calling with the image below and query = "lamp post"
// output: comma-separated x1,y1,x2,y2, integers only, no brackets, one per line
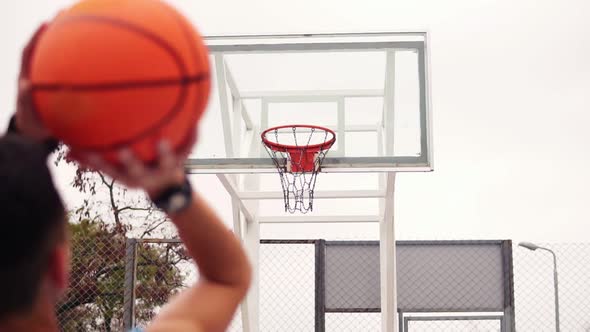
519,242,560,332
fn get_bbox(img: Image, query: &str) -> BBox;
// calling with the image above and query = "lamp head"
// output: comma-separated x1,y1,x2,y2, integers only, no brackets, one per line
519,242,540,251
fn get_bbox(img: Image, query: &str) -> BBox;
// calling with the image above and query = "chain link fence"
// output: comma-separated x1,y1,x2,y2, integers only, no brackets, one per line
403,316,503,331
323,241,513,332
58,223,127,332
325,312,382,331
259,241,317,331
513,243,590,332
58,239,590,331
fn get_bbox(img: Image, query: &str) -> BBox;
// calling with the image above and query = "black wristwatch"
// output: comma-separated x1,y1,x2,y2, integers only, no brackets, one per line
152,177,193,214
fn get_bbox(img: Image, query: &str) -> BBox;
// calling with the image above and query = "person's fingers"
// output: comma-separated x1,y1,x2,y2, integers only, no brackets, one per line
70,151,99,170
66,149,86,164
157,140,177,171
85,154,132,184
18,79,31,94
20,23,48,79
180,128,197,154
175,129,197,165
17,78,30,101
18,78,52,130
20,44,34,78
177,149,191,166
119,149,145,180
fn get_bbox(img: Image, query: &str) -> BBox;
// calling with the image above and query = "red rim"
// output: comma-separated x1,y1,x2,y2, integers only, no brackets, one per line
261,124,336,152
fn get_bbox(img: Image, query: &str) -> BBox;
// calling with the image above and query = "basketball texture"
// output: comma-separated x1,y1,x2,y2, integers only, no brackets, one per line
30,0,210,163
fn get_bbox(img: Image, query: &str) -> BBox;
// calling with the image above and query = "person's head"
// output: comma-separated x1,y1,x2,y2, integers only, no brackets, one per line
0,135,68,322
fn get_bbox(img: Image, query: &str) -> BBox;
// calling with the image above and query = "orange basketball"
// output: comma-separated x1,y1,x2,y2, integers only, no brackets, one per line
30,0,210,163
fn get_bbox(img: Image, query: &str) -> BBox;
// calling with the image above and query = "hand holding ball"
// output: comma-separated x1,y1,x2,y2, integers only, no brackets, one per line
30,0,210,164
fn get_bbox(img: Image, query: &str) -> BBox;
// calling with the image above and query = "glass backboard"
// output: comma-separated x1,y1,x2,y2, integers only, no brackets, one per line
187,32,432,174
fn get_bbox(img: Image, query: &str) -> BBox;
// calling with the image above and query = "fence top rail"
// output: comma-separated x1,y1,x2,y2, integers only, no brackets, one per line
326,240,508,246
136,238,182,244
135,239,509,245
136,238,320,244
261,239,320,244
327,307,509,314
404,315,505,322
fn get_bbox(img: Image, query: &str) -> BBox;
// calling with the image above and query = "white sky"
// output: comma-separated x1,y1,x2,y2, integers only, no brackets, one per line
1,0,590,243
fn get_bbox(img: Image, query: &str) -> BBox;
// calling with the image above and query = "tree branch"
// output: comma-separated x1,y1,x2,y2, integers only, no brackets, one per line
140,219,169,238
98,172,121,226
117,206,152,214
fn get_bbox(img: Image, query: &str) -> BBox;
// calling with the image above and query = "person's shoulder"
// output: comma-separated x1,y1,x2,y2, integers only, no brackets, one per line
143,321,204,332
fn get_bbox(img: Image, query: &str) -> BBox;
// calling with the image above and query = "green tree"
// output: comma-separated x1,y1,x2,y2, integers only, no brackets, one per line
55,152,189,331
57,219,188,332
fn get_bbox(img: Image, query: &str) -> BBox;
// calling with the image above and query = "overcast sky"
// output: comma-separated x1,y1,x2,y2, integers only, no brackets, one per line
1,0,589,243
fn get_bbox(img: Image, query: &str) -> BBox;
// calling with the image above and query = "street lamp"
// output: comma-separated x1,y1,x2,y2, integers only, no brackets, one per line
519,242,560,332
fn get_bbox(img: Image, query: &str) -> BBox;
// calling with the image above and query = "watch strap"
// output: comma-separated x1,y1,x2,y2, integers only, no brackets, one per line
152,177,193,214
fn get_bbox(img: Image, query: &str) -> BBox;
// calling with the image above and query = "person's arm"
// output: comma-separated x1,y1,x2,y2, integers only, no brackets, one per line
82,143,252,332
146,193,252,332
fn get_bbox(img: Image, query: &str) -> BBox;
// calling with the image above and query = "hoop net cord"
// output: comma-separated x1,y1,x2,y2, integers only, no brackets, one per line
262,126,335,213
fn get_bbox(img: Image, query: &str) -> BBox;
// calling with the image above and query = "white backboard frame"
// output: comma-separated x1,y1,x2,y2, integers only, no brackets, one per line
186,32,433,174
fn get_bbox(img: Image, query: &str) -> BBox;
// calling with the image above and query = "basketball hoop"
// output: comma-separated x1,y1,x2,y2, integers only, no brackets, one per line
262,125,336,213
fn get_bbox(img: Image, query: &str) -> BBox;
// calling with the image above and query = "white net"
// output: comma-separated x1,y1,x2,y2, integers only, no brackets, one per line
262,126,335,213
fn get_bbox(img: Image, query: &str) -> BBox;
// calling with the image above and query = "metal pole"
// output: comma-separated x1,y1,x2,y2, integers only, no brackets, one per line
315,240,326,332
542,249,560,332
379,173,397,331
501,241,516,332
123,238,138,330
519,243,561,332
554,267,560,332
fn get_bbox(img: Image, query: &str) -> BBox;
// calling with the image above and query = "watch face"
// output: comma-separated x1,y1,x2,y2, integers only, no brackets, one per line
169,194,189,213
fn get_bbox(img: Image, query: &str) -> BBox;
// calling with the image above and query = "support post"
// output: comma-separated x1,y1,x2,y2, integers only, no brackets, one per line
123,238,138,330
216,174,255,223
260,99,269,158
242,216,260,332
214,54,234,157
380,173,397,332
336,97,346,157
383,51,396,156
502,241,516,332
315,240,326,332
241,135,262,332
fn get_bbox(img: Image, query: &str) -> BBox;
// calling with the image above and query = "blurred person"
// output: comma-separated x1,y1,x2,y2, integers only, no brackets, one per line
0,24,251,332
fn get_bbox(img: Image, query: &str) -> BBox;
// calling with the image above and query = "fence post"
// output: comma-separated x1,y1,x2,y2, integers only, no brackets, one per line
502,240,516,332
315,240,326,332
123,238,138,330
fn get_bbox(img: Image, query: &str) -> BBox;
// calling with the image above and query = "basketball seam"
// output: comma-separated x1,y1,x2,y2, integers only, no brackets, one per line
157,5,210,153
158,3,204,76
36,15,210,151
49,15,191,78
33,73,208,91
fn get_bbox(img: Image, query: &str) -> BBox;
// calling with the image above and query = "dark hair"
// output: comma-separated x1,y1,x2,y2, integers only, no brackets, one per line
0,134,66,319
